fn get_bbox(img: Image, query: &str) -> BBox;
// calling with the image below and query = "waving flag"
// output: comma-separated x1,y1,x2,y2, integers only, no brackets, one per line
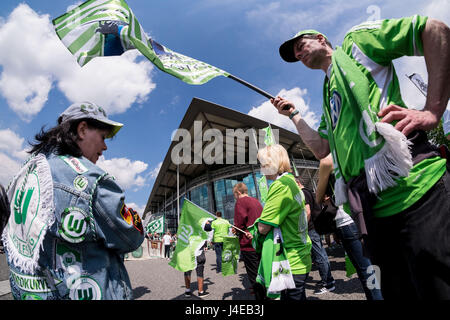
262,125,276,146
53,0,229,84
221,236,240,276
146,215,164,234
168,200,213,272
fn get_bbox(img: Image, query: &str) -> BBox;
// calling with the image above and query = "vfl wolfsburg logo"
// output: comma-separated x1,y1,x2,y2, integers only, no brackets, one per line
69,276,102,300
59,207,89,243
178,224,193,244
73,175,88,192
223,250,232,262
330,90,342,129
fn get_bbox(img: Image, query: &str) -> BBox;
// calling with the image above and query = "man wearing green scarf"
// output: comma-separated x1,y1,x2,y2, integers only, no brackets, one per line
272,16,450,299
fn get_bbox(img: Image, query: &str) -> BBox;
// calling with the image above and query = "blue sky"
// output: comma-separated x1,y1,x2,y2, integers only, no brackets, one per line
0,0,449,216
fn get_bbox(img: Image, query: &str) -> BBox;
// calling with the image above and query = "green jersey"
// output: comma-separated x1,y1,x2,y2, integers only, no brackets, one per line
259,173,312,275
318,15,446,218
211,218,230,243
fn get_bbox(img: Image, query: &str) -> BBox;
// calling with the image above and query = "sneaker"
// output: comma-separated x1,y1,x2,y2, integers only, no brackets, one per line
314,284,335,295
184,291,192,297
198,291,210,298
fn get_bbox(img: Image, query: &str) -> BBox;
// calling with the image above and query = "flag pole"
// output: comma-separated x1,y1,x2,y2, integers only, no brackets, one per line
228,74,293,111
228,74,274,99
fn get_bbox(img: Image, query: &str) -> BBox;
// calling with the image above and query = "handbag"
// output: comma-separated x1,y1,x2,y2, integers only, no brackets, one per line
312,202,338,235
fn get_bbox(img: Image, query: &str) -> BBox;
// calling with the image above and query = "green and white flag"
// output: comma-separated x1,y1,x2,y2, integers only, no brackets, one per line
258,175,269,205
168,200,213,272
53,0,230,84
262,125,276,146
145,215,164,234
221,236,240,276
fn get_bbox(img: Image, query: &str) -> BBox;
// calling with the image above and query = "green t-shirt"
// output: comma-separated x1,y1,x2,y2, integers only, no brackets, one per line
259,173,312,274
318,15,446,218
211,218,230,243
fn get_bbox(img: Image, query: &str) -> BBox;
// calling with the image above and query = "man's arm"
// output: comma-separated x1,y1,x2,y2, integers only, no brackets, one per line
271,96,330,159
315,154,333,204
379,18,450,136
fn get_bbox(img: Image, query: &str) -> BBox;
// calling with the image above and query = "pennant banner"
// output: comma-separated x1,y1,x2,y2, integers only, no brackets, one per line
168,199,213,272
53,0,230,84
221,236,240,276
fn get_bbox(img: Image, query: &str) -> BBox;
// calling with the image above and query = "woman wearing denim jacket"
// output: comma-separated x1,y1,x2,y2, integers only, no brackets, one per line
2,102,144,300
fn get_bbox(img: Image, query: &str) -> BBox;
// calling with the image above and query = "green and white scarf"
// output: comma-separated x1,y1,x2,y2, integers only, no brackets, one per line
324,47,412,204
2,154,55,273
249,219,295,298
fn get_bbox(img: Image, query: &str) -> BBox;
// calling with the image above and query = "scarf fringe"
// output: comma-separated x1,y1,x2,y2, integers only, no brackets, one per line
267,228,296,294
3,154,55,274
365,122,413,194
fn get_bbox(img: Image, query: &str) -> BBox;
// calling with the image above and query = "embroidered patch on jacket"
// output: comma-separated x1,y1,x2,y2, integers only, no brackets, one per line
59,207,89,243
59,156,88,174
131,209,143,234
120,204,133,225
73,175,88,192
69,276,102,300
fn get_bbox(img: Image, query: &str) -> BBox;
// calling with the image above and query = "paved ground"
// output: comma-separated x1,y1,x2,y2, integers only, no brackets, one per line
126,244,365,300
0,243,366,301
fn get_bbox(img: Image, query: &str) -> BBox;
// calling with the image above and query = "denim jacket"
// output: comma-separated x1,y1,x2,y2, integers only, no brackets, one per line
5,153,144,300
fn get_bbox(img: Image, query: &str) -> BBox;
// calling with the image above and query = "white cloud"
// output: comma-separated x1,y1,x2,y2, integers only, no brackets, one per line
0,4,156,121
57,51,155,115
148,162,162,180
248,87,319,132
0,129,29,185
96,156,148,190
0,152,22,186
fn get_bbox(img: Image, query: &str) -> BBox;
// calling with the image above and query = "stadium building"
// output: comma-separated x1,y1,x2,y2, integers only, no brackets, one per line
143,98,320,233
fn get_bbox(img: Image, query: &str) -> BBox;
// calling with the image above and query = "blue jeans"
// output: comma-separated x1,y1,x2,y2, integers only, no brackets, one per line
336,223,383,300
308,229,335,286
280,273,309,300
213,242,223,272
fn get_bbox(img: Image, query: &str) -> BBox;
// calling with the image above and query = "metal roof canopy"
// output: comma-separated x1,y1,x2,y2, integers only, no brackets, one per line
143,97,317,218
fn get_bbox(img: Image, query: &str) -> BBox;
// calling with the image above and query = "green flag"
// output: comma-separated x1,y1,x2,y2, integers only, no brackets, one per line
262,125,276,146
146,215,164,234
221,236,240,276
53,0,230,84
258,175,269,204
168,200,213,272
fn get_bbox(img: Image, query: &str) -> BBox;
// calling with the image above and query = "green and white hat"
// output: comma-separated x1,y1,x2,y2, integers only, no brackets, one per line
279,29,329,63
59,102,123,138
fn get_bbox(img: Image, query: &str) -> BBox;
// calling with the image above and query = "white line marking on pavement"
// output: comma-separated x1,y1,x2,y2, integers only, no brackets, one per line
0,280,11,296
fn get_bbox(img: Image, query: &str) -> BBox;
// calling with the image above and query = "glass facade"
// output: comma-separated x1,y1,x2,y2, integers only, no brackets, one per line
212,171,260,225
189,184,209,211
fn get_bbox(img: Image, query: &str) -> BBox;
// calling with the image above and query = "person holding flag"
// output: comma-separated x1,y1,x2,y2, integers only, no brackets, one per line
168,200,214,297
232,182,265,300
254,144,312,300
272,16,450,299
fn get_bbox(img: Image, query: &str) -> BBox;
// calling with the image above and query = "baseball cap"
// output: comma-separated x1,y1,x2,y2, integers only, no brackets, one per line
279,29,329,63
58,102,123,138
